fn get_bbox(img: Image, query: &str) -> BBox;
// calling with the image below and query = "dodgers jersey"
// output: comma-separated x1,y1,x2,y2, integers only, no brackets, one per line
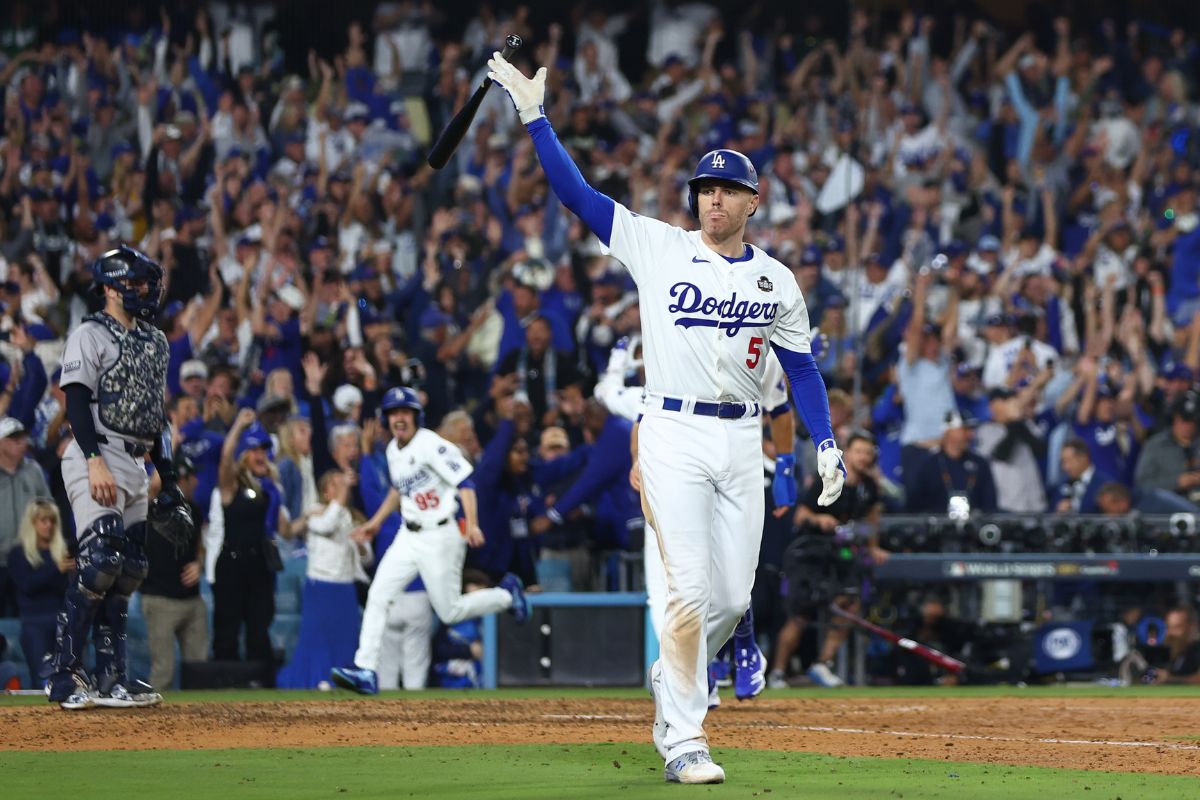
600,203,812,403
385,429,473,526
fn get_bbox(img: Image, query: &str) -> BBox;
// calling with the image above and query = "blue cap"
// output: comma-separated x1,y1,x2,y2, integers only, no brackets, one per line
349,263,378,282
235,422,273,460
1166,363,1195,382
800,246,821,266
419,305,452,330
978,234,1001,252
160,300,185,320
825,294,847,308
662,54,684,69
944,240,968,258
823,235,844,253
307,235,332,253
111,141,134,158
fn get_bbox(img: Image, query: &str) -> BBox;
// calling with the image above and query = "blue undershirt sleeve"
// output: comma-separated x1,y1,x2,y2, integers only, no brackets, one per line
526,118,615,246
771,344,835,449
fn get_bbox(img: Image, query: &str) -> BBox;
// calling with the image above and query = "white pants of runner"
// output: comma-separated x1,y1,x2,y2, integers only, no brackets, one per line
354,522,512,672
376,589,434,690
638,406,763,761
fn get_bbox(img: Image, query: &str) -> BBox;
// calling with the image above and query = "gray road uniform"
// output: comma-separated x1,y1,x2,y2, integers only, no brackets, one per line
49,310,170,699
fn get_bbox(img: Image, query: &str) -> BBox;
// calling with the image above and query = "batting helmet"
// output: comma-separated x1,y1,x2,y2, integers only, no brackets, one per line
147,483,195,550
687,149,759,218
381,386,424,427
92,244,165,321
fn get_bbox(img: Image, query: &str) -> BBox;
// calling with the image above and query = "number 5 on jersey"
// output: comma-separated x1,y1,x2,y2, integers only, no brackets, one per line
746,336,764,369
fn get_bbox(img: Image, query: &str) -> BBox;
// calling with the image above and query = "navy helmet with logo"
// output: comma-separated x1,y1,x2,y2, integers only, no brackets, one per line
92,244,165,321
380,386,424,427
687,149,759,218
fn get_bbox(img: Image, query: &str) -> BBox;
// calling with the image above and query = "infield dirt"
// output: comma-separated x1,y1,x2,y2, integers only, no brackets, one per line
4,696,1198,776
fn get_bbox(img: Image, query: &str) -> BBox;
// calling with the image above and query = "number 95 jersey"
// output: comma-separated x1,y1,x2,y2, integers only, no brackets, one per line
385,429,473,526
599,202,813,403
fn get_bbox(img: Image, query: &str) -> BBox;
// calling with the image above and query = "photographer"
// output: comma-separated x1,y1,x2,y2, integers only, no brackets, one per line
770,433,888,689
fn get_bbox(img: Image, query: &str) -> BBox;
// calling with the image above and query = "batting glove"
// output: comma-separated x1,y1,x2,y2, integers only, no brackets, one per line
772,453,798,509
487,52,546,124
815,438,846,507
809,326,829,360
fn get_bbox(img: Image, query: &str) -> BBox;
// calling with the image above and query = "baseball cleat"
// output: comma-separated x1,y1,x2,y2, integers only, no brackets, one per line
734,644,766,700
767,669,789,690
331,666,379,695
500,573,529,624
56,675,95,710
707,670,720,709
95,679,163,708
665,750,725,784
648,661,667,759
807,662,845,688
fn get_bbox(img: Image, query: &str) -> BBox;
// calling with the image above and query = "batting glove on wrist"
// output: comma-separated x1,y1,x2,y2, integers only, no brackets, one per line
815,438,846,507
772,453,797,509
487,52,546,124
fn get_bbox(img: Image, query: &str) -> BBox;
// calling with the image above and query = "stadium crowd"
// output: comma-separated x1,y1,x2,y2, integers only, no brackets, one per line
2,1,1200,690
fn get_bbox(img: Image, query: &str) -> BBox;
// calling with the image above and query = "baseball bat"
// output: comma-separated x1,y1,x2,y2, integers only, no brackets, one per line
829,603,967,675
427,34,523,169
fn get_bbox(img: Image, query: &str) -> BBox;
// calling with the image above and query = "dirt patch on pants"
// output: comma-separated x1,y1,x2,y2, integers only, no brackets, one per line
3,696,1197,775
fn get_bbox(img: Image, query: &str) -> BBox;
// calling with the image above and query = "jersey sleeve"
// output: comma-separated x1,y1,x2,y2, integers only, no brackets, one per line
59,324,106,392
425,432,475,486
598,202,679,287
768,273,813,353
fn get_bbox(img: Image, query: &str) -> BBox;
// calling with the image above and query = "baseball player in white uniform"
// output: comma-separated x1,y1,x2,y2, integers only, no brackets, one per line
331,387,528,694
490,53,845,784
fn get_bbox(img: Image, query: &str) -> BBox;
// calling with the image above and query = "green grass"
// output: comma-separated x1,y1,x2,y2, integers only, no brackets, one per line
7,683,1200,706
0,744,1190,800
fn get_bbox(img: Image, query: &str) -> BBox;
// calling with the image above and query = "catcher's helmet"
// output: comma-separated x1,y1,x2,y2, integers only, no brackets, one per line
92,244,165,321
687,149,759,218
381,386,424,426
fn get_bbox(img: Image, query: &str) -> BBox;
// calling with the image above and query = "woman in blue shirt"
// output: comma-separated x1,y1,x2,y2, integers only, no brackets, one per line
6,498,72,687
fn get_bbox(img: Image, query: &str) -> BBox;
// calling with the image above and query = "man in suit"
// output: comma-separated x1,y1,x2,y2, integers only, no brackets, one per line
1056,438,1116,514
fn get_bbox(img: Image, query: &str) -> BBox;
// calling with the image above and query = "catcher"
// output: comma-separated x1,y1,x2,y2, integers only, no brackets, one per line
47,245,194,709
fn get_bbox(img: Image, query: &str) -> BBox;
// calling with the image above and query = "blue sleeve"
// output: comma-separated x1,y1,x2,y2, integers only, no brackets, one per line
551,429,623,516
474,420,516,491
532,444,592,485
1004,72,1039,169
771,344,834,449
526,118,615,246
9,351,47,428
187,56,220,114
279,459,302,520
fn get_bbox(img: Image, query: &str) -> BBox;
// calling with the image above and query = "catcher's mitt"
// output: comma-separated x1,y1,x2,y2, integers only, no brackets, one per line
148,483,195,550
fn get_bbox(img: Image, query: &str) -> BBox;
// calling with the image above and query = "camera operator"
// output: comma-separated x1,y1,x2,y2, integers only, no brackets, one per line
769,433,888,689
1148,607,1200,685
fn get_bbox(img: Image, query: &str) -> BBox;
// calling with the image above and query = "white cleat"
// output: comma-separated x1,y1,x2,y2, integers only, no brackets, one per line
665,750,726,784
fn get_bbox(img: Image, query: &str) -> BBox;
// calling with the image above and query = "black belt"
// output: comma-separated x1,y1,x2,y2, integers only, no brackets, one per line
661,397,760,419
95,433,148,458
405,516,452,532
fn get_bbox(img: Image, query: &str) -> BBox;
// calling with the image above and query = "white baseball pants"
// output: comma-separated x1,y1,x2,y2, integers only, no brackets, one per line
376,589,435,690
354,523,512,672
638,408,764,760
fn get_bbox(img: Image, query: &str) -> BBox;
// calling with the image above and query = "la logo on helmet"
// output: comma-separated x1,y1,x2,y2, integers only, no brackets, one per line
710,152,725,169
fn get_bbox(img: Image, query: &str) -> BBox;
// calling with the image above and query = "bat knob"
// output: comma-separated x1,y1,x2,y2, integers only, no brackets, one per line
504,34,523,51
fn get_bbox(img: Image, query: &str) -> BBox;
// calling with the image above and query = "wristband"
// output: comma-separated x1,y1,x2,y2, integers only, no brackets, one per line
817,438,838,453
546,507,564,525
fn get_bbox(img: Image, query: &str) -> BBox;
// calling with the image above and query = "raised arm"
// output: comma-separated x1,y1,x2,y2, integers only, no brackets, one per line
487,53,616,246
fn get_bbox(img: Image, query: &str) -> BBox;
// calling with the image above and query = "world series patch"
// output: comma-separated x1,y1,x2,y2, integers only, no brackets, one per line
757,276,773,292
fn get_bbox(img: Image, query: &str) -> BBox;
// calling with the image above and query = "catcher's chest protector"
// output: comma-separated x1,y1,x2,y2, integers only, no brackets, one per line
86,312,169,439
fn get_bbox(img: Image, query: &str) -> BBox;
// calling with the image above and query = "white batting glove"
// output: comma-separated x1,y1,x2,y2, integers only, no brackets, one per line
815,438,845,507
487,52,546,124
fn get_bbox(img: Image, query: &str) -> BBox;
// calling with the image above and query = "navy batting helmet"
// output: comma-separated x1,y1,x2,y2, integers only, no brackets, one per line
687,149,759,218
381,386,424,427
92,245,165,321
